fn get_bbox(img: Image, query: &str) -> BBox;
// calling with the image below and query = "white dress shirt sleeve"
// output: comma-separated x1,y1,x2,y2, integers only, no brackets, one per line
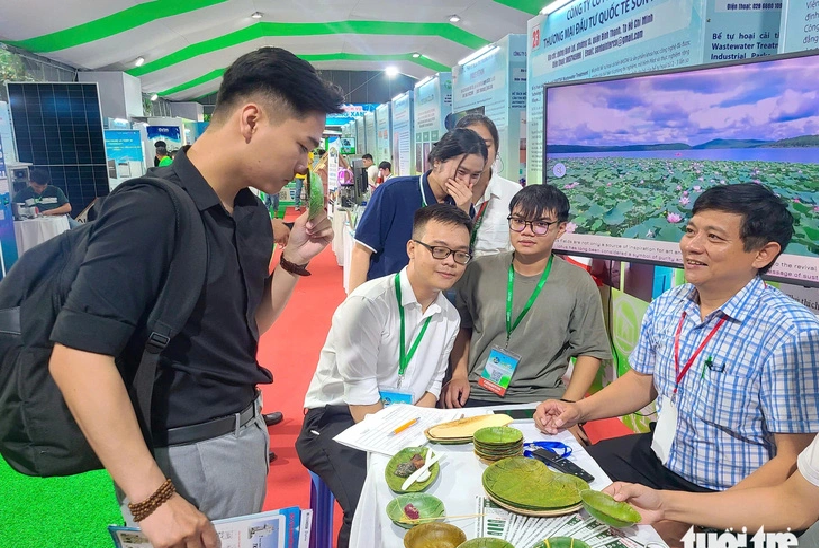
335,296,388,406
425,316,460,399
798,433,819,488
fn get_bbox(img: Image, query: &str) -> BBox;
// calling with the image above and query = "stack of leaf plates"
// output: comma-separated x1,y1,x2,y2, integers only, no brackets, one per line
459,539,515,548
425,414,514,445
473,426,524,463
482,456,588,517
533,538,591,548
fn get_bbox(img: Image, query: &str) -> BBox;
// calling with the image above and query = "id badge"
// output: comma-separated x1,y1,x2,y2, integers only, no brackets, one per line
650,394,678,465
478,346,521,397
379,389,414,407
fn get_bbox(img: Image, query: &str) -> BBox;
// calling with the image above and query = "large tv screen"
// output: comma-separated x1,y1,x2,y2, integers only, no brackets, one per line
544,51,819,287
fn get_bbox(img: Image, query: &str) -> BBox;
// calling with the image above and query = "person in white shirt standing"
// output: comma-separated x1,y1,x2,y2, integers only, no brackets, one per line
362,153,379,193
455,114,521,258
296,203,473,548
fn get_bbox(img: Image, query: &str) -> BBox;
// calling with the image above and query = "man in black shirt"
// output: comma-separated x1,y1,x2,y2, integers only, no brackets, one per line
13,167,71,216
49,47,343,548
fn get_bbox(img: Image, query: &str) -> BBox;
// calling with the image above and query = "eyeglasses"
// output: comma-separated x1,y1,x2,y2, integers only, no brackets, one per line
507,216,560,236
413,240,472,265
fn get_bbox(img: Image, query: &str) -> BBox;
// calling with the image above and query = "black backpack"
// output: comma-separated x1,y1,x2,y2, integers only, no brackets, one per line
0,177,207,477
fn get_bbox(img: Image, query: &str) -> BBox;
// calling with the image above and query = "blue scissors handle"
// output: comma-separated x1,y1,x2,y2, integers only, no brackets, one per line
523,441,572,458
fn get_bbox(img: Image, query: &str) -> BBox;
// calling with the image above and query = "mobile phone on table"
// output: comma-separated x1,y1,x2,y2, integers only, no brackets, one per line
504,408,537,419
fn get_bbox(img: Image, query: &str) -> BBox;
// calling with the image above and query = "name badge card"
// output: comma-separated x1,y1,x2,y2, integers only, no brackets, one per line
379,389,414,407
650,394,678,465
478,346,522,397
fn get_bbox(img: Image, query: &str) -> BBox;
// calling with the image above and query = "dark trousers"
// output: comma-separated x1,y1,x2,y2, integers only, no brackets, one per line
295,406,366,548
586,429,713,492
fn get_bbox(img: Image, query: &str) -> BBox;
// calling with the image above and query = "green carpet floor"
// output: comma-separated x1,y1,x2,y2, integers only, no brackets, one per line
0,455,123,548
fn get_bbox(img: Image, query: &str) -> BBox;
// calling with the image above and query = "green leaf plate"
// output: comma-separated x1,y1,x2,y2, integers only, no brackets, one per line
386,493,445,529
386,447,440,493
482,458,587,510
579,489,641,528
473,426,524,445
307,170,324,220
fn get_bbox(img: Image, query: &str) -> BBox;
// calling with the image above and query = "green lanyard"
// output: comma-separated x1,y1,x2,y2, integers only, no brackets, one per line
470,201,489,249
395,274,432,385
506,256,553,344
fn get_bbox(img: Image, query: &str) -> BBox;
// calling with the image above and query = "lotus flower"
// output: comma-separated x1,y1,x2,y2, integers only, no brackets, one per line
565,222,577,234
794,198,801,203
752,179,761,184
683,190,689,197
667,212,683,223
676,185,682,191
679,197,690,206
813,206,819,212
606,182,612,187
564,182,579,189
693,185,702,192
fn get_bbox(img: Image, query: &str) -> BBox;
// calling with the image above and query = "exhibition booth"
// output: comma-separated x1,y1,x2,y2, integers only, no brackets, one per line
0,0,818,547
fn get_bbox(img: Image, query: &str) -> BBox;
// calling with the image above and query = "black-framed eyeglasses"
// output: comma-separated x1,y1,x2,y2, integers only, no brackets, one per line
413,240,472,265
507,216,560,236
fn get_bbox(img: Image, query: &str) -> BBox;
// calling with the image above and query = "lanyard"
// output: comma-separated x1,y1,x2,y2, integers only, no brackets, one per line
470,201,489,248
506,256,553,344
419,175,429,207
673,311,726,395
395,274,432,382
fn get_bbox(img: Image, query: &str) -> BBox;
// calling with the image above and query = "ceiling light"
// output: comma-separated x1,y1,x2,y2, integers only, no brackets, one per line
385,66,399,77
541,0,572,15
412,53,421,58
135,56,145,67
150,93,158,101
251,11,263,18
449,15,461,23
458,44,498,66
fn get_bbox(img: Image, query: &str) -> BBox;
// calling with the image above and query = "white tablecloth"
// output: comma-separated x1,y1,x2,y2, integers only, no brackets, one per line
13,217,71,255
350,405,667,548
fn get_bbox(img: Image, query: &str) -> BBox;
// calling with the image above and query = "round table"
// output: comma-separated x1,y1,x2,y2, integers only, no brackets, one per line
13,216,71,255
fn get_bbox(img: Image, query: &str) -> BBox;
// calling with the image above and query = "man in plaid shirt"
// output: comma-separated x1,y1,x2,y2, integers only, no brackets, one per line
535,184,819,541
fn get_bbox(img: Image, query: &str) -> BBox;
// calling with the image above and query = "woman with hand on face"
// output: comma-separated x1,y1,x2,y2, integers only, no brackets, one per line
348,128,488,292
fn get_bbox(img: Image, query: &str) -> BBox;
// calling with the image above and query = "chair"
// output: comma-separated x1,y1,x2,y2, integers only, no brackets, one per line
308,471,335,548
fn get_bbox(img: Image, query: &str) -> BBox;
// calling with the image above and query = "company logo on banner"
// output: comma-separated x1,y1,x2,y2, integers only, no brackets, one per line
326,104,379,127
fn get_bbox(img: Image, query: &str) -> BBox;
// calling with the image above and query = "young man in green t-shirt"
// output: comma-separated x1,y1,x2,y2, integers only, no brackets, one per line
442,185,610,436
13,168,71,216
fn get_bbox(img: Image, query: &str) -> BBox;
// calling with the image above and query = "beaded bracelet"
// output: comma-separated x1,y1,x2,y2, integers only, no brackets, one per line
128,479,176,522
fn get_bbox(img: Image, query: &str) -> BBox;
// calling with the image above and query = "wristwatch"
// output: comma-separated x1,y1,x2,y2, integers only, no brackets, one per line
279,255,311,277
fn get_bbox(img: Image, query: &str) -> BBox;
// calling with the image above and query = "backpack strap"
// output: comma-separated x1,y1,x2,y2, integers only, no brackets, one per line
114,178,208,446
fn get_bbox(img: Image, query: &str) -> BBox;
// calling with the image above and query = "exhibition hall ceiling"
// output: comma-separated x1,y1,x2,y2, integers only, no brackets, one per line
0,0,545,100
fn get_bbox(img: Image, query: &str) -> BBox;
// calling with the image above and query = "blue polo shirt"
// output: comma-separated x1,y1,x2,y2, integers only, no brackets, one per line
355,172,458,280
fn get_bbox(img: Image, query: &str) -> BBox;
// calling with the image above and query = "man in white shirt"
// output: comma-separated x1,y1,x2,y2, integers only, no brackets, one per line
296,203,473,548
362,153,378,193
455,114,521,257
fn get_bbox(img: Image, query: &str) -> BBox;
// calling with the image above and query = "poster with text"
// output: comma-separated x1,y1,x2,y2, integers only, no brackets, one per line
414,73,452,174
527,0,707,185
452,34,526,181
779,0,819,52
376,104,392,167
391,93,414,176
365,112,377,159
146,125,182,151
104,130,146,190
705,0,781,61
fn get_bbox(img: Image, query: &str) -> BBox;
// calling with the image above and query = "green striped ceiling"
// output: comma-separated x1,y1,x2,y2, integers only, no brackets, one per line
128,21,488,77
160,53,450,96
7,0,229,53
6,0,538,54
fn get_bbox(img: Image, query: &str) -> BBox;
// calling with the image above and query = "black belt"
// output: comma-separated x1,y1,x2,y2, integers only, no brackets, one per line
153,400,258,447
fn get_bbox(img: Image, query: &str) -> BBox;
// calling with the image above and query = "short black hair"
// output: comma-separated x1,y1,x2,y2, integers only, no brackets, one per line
428,128,488,166
455,114,500,152
28,167,51,185
509,184,570,223
154,141,166,148
412,203,473,240
362,153,373,161
212,47,344,123
378,161,391,171
156,146,169,156
692,183,794,275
